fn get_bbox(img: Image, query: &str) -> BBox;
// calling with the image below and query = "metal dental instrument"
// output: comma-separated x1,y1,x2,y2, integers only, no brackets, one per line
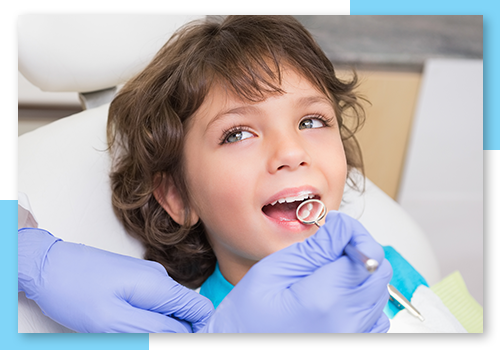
388,285,425,322
296,199,379,273
296,199,425,321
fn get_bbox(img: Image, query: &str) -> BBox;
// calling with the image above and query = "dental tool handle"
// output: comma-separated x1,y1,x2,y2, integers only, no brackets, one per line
344,243,379,273
388,285,425,322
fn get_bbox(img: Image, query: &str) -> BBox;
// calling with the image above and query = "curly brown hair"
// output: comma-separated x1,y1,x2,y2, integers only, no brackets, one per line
107,15,365,289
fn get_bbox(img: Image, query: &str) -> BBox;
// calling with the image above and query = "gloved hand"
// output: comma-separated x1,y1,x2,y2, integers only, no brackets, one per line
18,228,214,333
199,211,392,333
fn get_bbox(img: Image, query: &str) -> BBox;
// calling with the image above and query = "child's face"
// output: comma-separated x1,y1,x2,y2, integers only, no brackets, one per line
182,69,347,284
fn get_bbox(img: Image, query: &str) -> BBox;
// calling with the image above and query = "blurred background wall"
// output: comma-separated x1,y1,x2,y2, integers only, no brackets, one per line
18,15,483,305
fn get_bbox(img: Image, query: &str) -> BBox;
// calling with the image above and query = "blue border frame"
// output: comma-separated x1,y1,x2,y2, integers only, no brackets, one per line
3,2,494,348
351,0,494,150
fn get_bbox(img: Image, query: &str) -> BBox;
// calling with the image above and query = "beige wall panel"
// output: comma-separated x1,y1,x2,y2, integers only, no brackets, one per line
340,70,422,199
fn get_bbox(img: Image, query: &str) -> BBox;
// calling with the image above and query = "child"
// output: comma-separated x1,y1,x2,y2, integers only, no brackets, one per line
108,15,365,290
107,16,476,332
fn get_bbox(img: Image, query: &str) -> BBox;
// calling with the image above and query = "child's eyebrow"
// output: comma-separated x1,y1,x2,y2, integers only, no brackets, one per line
295,95,333,109
206,105,260,132
205,95,333,132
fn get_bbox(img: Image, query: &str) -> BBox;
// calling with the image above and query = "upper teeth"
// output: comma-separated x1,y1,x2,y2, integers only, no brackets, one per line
270,193,315,206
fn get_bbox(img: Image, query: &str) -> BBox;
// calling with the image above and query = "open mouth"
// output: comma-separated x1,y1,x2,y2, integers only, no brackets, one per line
262,193,320,222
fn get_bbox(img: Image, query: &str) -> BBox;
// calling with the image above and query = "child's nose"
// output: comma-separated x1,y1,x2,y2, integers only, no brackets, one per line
266,132,311,174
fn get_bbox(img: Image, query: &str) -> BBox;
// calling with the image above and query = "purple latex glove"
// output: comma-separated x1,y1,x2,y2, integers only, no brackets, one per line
18,228,214,333
199,211,392,333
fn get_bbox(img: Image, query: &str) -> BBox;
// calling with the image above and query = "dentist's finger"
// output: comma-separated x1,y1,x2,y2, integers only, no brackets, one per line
125,268,214,332
367,313,391,333
104,304,193,333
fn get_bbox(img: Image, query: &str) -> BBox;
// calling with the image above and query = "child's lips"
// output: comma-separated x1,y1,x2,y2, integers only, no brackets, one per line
261,209,310,232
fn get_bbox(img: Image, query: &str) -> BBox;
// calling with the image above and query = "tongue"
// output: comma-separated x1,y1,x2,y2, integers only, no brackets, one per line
262,201,301,221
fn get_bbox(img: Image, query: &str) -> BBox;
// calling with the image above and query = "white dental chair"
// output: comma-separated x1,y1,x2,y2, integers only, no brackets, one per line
18,15,440,333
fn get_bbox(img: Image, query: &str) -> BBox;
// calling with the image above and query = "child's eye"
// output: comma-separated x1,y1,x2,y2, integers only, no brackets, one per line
299,117,326,130
221,129,254,144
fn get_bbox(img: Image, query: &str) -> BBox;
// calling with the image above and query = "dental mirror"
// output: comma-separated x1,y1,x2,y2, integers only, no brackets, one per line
296,199,327,227
296,198,379,274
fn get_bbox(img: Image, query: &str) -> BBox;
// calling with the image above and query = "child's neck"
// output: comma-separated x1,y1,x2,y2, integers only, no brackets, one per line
217,258,257,286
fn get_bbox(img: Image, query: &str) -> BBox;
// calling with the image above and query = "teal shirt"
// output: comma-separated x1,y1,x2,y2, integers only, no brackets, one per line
200,246,429,318
199,262,233,309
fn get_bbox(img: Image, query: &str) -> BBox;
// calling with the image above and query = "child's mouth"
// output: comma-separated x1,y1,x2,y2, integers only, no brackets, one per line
262,194,319,222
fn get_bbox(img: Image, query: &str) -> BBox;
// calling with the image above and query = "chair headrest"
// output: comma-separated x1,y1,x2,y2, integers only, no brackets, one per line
18,14,204,93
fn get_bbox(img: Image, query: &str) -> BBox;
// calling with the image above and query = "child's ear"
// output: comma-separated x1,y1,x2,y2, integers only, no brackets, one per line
153,174,199,226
